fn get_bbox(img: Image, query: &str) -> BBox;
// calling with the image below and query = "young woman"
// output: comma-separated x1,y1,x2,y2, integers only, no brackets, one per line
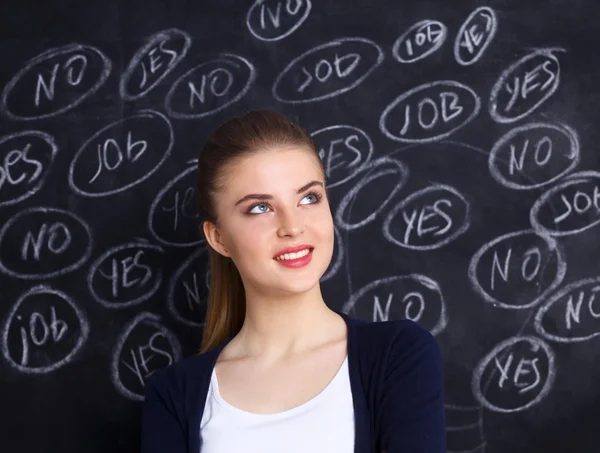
141,110,446,452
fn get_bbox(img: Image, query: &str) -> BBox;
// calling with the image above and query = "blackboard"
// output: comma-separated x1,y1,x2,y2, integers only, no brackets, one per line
1,0,599,452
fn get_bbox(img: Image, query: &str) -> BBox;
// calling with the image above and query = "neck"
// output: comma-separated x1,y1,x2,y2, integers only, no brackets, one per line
233,285,341,361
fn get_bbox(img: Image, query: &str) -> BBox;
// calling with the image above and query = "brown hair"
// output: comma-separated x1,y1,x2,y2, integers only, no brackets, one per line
196,109,325,354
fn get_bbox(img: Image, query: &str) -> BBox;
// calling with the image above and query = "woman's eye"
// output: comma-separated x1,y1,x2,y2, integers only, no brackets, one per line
247,192,321,215
249,203,270,214
300,193,317,204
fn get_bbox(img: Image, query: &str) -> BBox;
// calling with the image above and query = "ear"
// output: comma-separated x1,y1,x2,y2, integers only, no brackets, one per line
202,220,231,257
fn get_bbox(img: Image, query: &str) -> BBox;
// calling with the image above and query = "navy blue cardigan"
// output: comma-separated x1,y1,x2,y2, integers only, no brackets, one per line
141,311,446,452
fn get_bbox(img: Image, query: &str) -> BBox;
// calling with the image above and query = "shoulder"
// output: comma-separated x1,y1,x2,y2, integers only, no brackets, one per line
353,317,440,358
351,317,442,381
144,347,219,400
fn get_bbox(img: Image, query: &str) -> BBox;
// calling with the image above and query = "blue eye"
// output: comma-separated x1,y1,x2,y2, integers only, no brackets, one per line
247,190,323,215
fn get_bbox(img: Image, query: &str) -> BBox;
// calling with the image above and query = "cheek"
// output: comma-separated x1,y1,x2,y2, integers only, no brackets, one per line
312,207,334,237
229,221,270,255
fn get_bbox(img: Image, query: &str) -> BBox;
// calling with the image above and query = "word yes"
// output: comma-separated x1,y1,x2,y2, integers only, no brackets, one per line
0,143,43,191
121,332,174,386
161,187,197,231
402,199,452,243
137,40,179,89
494,351,541,394
99,250,152,298
503,60,556,113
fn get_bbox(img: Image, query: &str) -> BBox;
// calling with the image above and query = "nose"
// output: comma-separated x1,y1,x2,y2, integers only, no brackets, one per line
277,206,304,237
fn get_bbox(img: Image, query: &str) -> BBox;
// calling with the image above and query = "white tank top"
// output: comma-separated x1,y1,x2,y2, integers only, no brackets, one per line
199,355,355,452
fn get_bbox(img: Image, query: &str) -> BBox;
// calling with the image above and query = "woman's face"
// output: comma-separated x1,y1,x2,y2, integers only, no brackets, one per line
205,146,334,296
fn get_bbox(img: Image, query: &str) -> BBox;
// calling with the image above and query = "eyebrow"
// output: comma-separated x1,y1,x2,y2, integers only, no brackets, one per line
234,180,324,206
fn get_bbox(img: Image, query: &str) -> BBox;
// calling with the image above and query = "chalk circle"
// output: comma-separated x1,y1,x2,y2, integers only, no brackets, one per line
488,122,580,190
444,401,485,451
1,43,112,120
246,0,312,42
1,285,89,374
321,224,344,283
335,156,409,231
489,48,563,124
342,274,447,336
0,130,59,207
272,37,384,103
382,184,470,250
0,206,93,279
472,335,555,413
165,53,256,119
467,229,566,310
392,19,447,64
68,109,174,197
454,7,498,66
87,241,164,309
148,163,203,248
120,28,191,100
534,276,600,343
311,124,374,189
168,247,211,328
111,311,181,401
530,170,600,237
379,80,481,143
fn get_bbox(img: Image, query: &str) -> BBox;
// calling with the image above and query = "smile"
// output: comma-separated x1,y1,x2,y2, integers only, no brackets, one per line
274,248,312,260
274,248,314,268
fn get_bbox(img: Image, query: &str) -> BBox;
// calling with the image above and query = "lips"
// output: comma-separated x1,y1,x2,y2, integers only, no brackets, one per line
273,244,314,259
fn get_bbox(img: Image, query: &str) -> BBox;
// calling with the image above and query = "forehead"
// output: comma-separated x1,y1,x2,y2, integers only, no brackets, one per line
223,147,323,195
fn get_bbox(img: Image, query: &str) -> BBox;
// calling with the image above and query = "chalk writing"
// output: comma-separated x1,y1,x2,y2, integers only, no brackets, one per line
489,122,579,190
120,28,191,100
246,0,311,41
0,130,58,207
272,37,384,103
0,207,92,279
310,125,373,188
379,80,481,143
342,274,447,335
2,285,89,373
148,162,202,247
468,229,566,309
530,171,600,237
321,224,344,282
69,110,173,197
168,248,210,327
383,184,470,250
393,20,447,64
454,7,497,66
87,241,164,309
489,48,563,123
472,335,556,413
1,43,111,120
445,403,486,453
535,276,600,343
111,312,181,401
335,157,409,231
165,53,256,119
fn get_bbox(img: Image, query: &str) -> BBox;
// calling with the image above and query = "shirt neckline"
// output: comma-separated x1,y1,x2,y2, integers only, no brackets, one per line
210,354,349,418
200,310,360,452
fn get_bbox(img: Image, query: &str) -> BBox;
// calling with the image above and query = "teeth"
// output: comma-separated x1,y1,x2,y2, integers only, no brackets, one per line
275,248,311,261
